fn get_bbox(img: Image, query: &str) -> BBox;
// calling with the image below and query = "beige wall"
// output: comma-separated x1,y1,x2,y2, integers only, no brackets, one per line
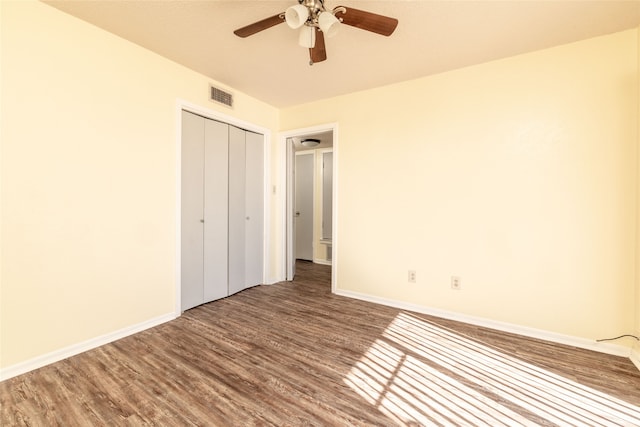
0,1,279,368
2,0,639,373
282,29,638,342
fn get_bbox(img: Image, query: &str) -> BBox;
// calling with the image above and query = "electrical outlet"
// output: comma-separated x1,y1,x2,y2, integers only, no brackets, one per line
451,276,461,290
408,270,416,283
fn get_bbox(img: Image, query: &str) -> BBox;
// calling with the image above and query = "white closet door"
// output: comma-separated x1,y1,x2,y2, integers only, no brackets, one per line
181,111,205,311
203,119,229,301
228,125,246,295
245,131,264,287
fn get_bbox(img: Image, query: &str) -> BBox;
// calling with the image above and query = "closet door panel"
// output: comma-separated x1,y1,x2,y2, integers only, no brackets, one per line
181,111,205,311
228,126,246,295
245,131,264,287
203,120,229,302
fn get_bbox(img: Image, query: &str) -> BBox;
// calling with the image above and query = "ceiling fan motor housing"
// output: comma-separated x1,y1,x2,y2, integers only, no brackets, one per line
289,0,330,29
301,0,326,17
289,0,341,41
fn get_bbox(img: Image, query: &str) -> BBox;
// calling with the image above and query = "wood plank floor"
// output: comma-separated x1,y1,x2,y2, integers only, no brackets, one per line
2,261,639,426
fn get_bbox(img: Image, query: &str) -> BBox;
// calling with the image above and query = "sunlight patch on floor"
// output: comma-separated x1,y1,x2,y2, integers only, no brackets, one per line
343,313,640,426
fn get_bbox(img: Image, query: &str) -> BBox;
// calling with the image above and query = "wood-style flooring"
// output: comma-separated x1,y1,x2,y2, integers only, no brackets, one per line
2,261,639,426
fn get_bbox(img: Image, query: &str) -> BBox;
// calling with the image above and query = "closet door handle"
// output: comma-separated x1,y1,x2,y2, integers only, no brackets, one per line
200,219,204,223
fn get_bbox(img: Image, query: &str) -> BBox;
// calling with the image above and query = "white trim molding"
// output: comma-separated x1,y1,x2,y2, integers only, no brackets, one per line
334,288,633,359
0,313,176,382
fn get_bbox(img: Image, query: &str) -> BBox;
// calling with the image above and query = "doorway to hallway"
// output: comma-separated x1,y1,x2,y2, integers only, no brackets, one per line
283,125,336,285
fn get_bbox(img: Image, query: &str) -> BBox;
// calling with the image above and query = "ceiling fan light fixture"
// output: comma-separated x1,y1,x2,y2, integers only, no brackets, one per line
318,11,340,37
285,4,309,29
298,25,316,48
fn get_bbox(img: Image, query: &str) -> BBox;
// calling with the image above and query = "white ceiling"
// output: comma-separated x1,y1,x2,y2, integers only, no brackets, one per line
45,0,640,108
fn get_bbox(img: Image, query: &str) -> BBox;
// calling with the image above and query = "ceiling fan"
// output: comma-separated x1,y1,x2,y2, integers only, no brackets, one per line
233,0,398,65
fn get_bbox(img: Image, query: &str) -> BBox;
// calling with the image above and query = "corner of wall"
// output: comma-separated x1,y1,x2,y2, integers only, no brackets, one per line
636,25,640,368
631,341,640,372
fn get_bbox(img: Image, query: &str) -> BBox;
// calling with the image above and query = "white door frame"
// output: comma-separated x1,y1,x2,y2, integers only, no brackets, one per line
175,99,271,317
279,123,338,292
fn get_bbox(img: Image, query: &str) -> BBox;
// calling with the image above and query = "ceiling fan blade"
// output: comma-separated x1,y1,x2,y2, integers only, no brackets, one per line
309,29,327,64
233,13,285,38
334,6,398,36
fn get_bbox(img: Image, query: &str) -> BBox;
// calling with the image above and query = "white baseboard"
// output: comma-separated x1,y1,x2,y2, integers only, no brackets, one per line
4,292,633,382
631,343,640,371
313,258,332,266
0,312,176,382
334,289,631,358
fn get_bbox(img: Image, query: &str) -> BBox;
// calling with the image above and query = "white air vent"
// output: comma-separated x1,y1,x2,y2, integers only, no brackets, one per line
209,84,233,107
